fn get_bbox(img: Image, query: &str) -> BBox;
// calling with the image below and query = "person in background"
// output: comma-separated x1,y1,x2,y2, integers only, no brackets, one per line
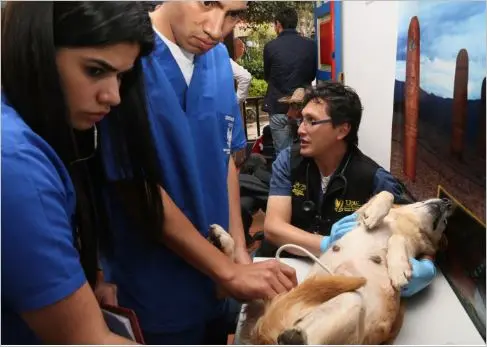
239,88,306,244
277,87,306,143
100,2,297,345
231,58,252,105
230,57,252,168
1,2,163,344
263,7,317,157
264,81,437,297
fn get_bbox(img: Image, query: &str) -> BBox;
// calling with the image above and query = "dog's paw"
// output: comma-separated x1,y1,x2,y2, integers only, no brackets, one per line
360,206,387,230
208,224,235,259
278,328,307,345
388,260,412,290
360,193,394,230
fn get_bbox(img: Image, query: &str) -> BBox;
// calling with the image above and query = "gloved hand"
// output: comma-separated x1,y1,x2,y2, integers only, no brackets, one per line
400,257,436,297
320,213,359,253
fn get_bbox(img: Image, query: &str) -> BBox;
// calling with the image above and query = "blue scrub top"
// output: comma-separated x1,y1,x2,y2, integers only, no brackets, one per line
101,35,246,334
1,96,86,344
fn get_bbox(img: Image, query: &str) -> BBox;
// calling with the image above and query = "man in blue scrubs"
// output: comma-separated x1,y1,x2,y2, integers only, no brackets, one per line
101,2,297,344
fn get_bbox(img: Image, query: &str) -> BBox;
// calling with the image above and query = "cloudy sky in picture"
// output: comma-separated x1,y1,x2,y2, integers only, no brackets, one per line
395,0,486,100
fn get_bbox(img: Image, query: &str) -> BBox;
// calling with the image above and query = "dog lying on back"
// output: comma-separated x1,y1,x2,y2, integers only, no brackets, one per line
209,191,453,345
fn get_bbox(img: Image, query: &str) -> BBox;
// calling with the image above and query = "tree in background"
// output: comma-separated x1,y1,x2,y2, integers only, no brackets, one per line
239,1,315,97
244,1,315,37
240,23,275,81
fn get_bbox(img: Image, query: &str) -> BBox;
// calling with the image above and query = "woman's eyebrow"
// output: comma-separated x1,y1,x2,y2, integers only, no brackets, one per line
84,58,118,72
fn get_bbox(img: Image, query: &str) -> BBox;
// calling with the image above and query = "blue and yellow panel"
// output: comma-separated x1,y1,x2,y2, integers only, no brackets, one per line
314,1,343,82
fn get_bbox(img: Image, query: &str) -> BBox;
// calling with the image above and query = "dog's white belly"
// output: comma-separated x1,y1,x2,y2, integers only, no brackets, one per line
307,225,399,341
309,225,391,278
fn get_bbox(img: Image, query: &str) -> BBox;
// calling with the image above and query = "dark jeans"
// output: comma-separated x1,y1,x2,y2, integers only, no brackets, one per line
269,113,291,157
142,298,241,345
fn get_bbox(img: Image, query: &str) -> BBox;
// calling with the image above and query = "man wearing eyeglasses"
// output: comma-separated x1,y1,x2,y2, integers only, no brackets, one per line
262,81,437,298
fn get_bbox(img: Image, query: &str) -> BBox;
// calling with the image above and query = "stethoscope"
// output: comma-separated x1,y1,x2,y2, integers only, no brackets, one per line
301,151,353,217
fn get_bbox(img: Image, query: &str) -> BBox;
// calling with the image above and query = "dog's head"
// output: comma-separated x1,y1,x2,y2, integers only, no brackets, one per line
394,198,454,250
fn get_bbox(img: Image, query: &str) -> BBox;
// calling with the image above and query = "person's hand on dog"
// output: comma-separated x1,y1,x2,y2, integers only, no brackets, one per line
320,213,359,253
400,257,436,297
221,259,298,301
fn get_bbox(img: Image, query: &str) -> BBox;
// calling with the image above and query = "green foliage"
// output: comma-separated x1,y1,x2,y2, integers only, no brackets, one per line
238,2,315,88
244,1,314,27
249,78,268,97
241,52,264,80
238,24,275,80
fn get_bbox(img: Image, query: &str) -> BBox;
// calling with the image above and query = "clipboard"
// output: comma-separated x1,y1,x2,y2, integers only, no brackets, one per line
101,304,145,344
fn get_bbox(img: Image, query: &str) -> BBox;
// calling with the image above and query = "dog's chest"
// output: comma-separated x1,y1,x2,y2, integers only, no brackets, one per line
311,226,392,278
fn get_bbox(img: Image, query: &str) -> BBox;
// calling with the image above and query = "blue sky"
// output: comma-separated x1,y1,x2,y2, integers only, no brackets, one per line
395,1,486,100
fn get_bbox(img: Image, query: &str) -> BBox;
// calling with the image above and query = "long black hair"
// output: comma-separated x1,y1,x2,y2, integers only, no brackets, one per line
1,2,164,287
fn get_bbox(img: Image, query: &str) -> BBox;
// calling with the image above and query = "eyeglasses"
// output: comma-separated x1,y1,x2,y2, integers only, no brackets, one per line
298,118,333,127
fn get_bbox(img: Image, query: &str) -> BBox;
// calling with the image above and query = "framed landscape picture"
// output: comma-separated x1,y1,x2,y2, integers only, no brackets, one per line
436,185,486,341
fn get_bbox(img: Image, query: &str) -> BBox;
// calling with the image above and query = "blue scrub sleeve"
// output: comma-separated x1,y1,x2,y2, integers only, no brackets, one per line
372,168,404,202
1,145,86,312
269,146,292,196
230,104,247,152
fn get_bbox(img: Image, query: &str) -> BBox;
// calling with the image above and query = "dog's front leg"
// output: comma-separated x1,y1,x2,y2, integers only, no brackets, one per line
277,292,365,345
208,224,236,261
387,234,412,290
357,191,394,230
207,224,236,299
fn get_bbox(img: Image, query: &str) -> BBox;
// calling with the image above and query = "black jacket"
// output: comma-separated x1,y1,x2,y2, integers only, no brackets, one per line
263,29,317,115
289,144,380,236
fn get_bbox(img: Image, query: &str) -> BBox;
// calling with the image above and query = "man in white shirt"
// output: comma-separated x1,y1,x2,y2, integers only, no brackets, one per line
230,58,252,104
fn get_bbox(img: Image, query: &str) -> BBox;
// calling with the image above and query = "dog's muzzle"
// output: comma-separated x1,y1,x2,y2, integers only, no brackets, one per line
428,198,454,231
427,198,453,217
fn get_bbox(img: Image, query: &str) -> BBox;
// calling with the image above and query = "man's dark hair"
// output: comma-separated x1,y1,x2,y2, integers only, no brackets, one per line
304,81,363,146
275,7,298,30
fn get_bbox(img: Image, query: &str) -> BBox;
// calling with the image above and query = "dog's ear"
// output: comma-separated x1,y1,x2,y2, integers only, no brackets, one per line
438,234,448,252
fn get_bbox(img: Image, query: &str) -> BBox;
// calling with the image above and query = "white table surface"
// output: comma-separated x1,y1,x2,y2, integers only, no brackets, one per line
234,257,485,345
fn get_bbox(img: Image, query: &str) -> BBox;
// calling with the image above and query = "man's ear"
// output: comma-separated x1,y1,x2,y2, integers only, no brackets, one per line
274,21,282,34
337,123,351,141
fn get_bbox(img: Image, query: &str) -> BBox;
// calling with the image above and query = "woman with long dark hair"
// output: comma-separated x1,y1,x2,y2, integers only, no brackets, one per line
1,2,163,344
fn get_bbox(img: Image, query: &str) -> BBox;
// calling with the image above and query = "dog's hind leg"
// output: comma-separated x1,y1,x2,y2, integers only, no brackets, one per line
277,292,365,345
382,302,405,344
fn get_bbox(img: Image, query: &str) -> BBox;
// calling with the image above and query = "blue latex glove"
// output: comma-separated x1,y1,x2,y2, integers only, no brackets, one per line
320,213,359,253
400,257,436,297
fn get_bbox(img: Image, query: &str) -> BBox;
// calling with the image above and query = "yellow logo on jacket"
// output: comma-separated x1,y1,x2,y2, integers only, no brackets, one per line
292,182,306,197
335,199,361,213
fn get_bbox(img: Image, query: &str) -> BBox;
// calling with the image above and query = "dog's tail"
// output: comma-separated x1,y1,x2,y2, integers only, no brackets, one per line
281,274,366,306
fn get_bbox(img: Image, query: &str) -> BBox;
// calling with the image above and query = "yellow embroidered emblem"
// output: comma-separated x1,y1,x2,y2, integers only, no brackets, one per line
292,182,306,197
334,199,362,213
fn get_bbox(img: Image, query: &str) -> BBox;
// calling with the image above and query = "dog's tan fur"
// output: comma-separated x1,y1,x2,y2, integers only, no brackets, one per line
209,191,452,345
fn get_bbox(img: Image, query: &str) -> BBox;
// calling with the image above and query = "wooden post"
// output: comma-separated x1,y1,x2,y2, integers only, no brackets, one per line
450,49,469,160
403,16,420,181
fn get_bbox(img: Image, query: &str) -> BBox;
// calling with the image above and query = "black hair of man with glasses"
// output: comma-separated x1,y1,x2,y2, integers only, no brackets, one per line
260,81,407,258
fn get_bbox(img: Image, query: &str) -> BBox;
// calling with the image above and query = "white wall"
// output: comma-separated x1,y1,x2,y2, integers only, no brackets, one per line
342,1,399,170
